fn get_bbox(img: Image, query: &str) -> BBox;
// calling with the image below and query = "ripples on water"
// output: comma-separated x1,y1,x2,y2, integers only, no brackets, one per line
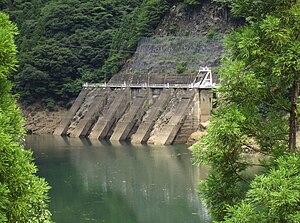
26,135,210,223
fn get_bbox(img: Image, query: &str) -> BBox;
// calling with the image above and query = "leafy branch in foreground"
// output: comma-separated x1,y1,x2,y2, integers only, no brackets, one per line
223,155,300,223
193,0,299,221
0,12,52,222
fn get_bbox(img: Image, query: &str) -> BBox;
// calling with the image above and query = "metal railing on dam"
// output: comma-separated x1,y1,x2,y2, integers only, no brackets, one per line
83,67,218,90
82,82,217,89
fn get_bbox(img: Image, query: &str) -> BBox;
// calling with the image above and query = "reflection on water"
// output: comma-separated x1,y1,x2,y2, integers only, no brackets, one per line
26,135,210,223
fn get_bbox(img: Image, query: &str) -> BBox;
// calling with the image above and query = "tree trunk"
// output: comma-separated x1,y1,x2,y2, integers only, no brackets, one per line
288,81,299,152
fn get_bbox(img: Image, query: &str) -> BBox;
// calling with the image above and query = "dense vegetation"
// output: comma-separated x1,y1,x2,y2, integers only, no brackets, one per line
0,0,174,108
0,12,52,222
1,0,209,108
193,0,299,222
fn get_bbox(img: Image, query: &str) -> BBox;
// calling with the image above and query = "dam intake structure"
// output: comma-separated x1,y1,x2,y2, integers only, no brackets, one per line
54,67,216,145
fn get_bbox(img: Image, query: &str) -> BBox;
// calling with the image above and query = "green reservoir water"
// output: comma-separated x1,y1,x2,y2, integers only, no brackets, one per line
25,135,210,223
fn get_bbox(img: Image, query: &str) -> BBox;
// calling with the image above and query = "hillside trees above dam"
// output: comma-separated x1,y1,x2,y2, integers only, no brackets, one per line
0,0,165,107
193,0,300,222
1,0,203,108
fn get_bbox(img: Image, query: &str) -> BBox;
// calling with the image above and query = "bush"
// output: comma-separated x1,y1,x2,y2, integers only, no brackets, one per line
176,62,187,74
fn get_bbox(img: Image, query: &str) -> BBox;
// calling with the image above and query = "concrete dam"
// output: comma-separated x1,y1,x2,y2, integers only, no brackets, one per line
54,67,216,145
54,36,222,145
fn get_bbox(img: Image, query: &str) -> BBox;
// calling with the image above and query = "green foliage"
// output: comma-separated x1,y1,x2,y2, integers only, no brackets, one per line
193,105,252,220
223,155,300,223
8,0,140,105
184,0,203,5
0,12,52,222
193,0,299,221
2,0,169,106
176,62,187,74
0,13,18,78
206,27,218,39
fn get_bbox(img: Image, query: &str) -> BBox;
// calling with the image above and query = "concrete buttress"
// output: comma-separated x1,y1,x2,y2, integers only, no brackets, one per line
152,89,195,145
68,88,109,137
53,88,89,136
131,89,173,144
110,89,148,142
88,88,130,139
199,90,212,122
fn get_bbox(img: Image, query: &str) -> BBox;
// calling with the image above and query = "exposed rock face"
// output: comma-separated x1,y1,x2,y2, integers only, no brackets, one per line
21,104,67,134
116,36,224,77
114,1,242,82
187,130,208,145
156,0,241,37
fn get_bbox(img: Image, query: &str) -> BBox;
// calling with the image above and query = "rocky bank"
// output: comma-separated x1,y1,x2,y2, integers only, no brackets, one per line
21,104,67,134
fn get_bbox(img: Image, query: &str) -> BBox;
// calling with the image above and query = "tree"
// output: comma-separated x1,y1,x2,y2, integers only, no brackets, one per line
0,12,52,222
223,155,300,223
1,0,175,107
193,0,299,221
2,0,171,106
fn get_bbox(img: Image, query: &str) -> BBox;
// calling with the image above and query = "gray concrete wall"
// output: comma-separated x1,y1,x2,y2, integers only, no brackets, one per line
110,89,149,142
131,89,173,144
53,88,89,136
69,88,109,137
55,86,213,144
173,90,200,144
67,88,101,136
199,90,212,122
89,88,130,139
152,90,195,145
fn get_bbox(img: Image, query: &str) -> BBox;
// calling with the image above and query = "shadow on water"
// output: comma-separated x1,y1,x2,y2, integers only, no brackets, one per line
25,135,210,223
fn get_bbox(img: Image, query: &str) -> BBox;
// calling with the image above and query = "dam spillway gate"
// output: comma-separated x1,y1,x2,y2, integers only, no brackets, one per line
54,68,216,145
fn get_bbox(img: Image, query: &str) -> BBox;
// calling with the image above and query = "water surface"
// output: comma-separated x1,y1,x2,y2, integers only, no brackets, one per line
26,135,209,223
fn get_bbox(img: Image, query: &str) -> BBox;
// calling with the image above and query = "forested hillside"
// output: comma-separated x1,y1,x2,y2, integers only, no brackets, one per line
1,0,204,108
